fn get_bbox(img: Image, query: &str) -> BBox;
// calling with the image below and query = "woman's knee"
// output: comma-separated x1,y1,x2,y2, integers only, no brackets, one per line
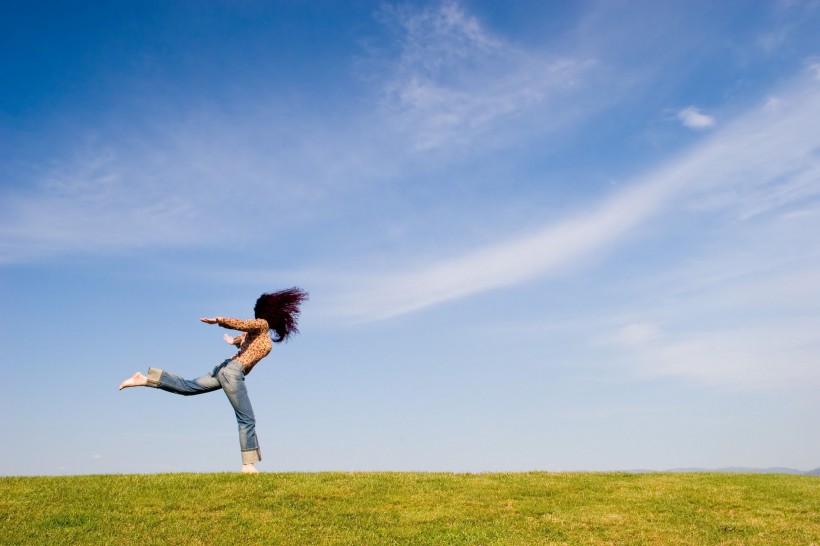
237,418,255,432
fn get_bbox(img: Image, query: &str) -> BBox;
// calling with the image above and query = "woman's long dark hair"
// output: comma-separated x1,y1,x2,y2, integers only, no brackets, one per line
254,287,309,343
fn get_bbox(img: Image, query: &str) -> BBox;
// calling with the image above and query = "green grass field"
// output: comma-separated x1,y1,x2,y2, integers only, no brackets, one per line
1,472,818,545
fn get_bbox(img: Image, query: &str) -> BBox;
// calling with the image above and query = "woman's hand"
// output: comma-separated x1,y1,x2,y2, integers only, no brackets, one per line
223,333,234,344
200,317,220,324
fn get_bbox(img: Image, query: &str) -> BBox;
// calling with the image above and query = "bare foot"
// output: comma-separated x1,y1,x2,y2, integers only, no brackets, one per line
119,371,148,390
241,464,259,474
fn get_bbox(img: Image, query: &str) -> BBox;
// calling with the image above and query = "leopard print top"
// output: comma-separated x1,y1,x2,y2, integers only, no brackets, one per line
217,317,272,373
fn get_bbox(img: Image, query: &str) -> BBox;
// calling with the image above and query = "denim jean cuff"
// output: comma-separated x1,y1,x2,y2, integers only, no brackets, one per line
146,367,163,388
242,448,261,465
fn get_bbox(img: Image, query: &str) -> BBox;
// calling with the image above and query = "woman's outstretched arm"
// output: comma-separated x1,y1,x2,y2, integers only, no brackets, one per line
201,316,268,332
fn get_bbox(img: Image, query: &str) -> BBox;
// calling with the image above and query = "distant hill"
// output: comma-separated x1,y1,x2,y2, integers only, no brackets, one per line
663,467,819,475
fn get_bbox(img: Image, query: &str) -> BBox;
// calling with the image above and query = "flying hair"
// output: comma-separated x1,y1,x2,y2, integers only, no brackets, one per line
254,287,309,343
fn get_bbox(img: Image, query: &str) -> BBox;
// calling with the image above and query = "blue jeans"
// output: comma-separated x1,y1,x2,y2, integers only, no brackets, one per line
146,359,261,464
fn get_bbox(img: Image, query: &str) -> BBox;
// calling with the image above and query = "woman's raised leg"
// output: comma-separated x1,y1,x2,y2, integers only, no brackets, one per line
119,360,229,395
145,366,221,396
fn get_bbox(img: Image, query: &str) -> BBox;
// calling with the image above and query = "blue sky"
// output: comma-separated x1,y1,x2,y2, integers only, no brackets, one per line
2,0,820,475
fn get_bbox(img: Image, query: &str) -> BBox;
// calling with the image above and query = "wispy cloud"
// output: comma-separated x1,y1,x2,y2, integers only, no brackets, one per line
4,1,818,286
677,106,715,130
596,193,820,390
0,2,607,265
331,178,673,320
601,269,820,388
379,2,601,151
331,71,820,320
604,319,820,390
0,107,394,264
0,146,202,263
606,323,663,347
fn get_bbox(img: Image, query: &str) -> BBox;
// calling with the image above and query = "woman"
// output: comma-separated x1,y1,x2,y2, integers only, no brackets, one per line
119,287,308,474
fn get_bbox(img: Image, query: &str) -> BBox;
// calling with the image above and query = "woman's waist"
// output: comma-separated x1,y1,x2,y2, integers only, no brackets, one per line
232,352,269,371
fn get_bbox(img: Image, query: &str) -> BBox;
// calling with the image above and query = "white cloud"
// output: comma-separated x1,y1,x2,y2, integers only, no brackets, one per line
0,2,608,265
331,178,672,320
0,148,202,263
606,323,663,347
380,2,601,151
612,321,820,390
594,195,820,391
331,73,820,320
0,107,397,264
385,0,501,69
677,106,715,129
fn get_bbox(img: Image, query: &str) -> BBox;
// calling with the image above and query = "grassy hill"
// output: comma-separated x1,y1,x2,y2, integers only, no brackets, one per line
1,472,818,544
